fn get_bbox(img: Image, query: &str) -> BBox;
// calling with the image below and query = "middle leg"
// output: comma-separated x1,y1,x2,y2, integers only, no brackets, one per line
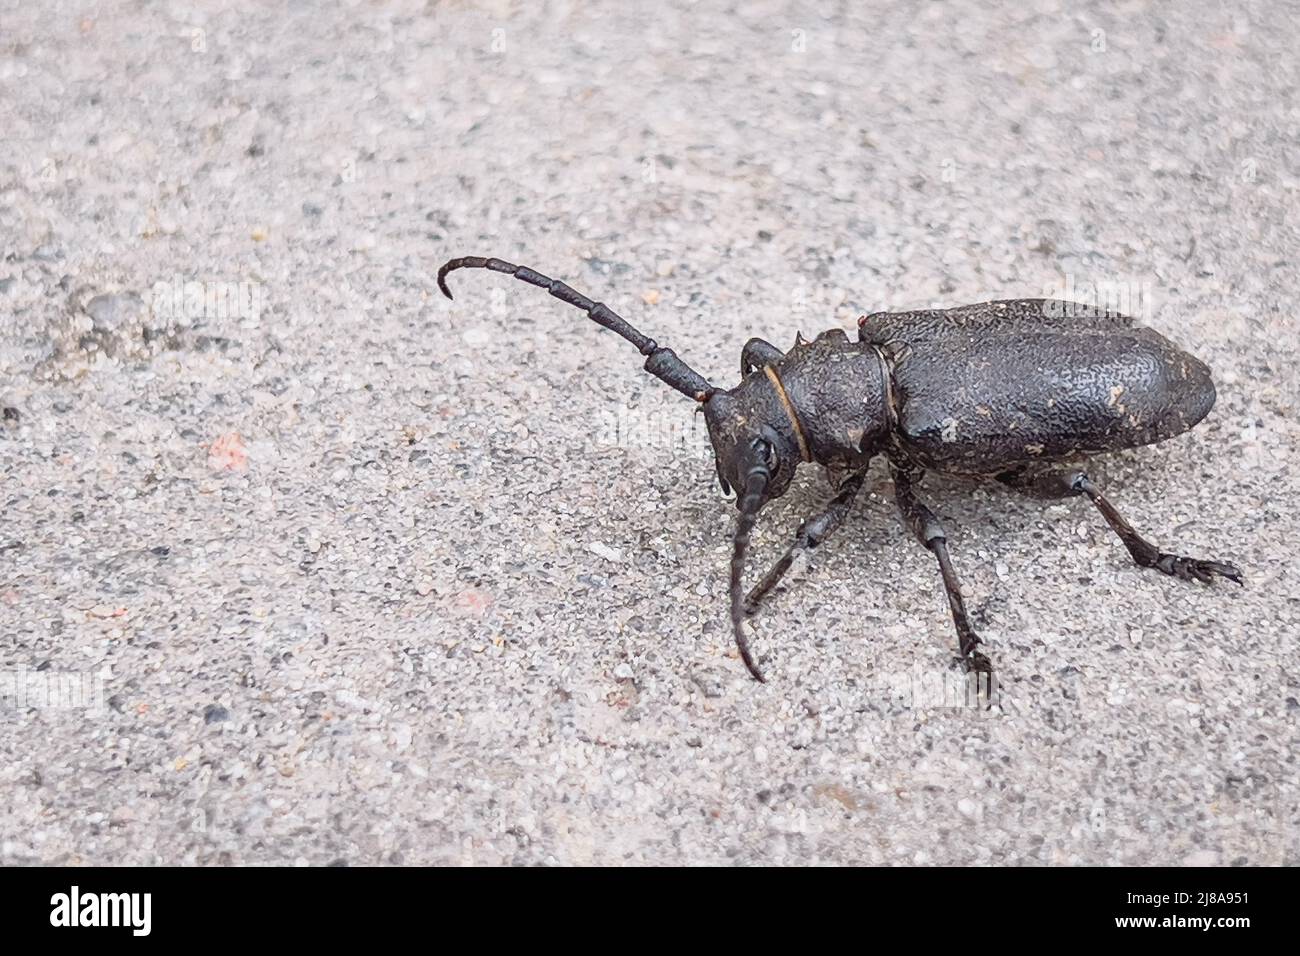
890,460,994,682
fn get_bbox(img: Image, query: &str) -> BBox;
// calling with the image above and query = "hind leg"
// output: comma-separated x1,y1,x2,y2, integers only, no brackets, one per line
999,469,1243,584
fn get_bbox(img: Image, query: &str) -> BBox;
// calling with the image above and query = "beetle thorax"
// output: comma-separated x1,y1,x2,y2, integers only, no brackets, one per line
773,330,893,468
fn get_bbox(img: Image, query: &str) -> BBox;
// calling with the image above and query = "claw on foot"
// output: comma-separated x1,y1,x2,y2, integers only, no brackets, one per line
1149,552,1244,586
951,650,997,706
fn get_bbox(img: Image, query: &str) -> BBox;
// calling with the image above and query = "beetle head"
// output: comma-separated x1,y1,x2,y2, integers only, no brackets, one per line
702,385,806,683
701,389,800,509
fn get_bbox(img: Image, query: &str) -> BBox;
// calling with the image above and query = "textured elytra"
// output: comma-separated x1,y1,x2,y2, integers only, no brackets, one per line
855,299,1217,475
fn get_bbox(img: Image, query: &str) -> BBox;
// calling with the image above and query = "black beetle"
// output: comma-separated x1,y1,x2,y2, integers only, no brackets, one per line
438,256,1242,688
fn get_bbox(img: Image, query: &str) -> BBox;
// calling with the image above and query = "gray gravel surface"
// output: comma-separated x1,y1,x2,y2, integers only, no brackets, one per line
1,0,1296,865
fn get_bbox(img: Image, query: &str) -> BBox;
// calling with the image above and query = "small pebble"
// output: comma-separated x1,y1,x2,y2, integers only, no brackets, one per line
85,291,144,333
586,541,622,563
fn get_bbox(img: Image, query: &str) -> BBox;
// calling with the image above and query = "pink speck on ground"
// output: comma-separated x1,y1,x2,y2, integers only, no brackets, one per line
450,588,493,618
209,431,249,472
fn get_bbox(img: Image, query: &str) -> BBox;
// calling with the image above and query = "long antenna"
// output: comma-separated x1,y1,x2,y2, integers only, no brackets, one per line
438,256,716,402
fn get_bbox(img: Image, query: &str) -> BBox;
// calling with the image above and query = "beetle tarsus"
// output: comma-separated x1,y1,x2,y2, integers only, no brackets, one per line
1142,551,1244,586
954,650,997,707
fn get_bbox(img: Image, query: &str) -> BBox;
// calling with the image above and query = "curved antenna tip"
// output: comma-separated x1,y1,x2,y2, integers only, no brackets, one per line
738,613,764,681
436,272,454,300
734,618,766,682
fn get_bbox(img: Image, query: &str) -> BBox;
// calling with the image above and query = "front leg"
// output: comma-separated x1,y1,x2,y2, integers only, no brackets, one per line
743,472,865,615
890,461,995,689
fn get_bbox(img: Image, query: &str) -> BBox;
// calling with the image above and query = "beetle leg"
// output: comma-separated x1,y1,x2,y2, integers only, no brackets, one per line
740,338,785,379
890,462,996,691
1000,470,1244,585
1071,472,1243,584
742,472,865,616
